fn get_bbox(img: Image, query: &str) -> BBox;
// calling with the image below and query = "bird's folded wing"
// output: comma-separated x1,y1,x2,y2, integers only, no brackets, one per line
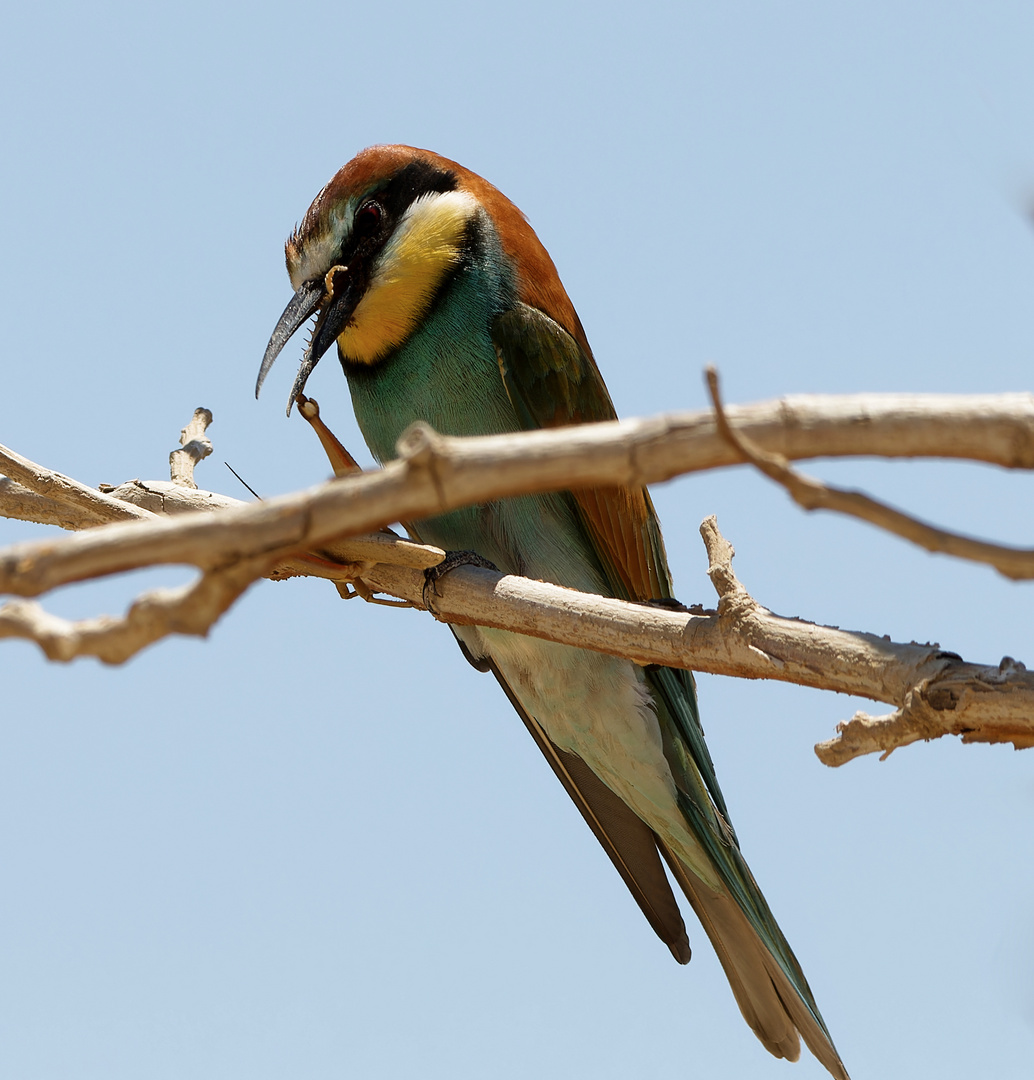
491,303,730,826
491,304,672,603
487,656,692,964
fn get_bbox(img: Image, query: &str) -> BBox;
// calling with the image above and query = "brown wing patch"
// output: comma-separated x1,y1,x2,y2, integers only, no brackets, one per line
571,486,671,602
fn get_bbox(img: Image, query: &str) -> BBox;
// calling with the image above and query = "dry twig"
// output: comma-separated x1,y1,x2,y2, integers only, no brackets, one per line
0,553,276,663
0,442,154,527
169,407,214,488
705,369,1034,579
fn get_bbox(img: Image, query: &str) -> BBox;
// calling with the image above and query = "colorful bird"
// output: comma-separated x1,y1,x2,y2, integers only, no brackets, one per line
257,145,849,1079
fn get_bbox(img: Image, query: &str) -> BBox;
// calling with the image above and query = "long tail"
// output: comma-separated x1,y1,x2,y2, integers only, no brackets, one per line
662,846,850,1079
646,666,850,1079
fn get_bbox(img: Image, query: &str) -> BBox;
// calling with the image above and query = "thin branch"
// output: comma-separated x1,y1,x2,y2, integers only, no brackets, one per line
706,369,1034,579
0,552,275,664
169,407,213,488
814,654,1034,765
2,466,443,583
99,479,246,517
0,441,154,526
0,477,101,532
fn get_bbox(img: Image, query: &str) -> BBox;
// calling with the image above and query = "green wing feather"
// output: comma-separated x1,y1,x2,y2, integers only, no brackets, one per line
492,304,671,601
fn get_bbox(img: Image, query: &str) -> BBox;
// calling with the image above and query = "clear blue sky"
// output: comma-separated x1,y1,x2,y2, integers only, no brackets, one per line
2,2,1032,1077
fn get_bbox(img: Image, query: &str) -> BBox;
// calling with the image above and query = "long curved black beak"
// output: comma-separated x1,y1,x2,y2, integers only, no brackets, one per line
256,267,361,416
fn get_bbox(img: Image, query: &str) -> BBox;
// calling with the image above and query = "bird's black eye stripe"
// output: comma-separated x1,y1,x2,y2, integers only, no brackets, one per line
341,163,457,265
375,161,457,219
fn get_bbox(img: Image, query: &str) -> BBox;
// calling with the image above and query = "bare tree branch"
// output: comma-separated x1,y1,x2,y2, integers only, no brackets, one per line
2,392,1032,765
100,479,246,518
5,390,1034,533
168,407,214,488
0,442,154,526
706,370,1034,580
814,654,1034,765
4,392,1034,599
355,519,1034,763
0,552,275,663
0,476,100,531
4,494,1029,762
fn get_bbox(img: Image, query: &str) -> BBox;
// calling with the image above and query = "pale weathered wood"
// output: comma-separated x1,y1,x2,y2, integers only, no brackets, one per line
2,393,1032,764
4,393,1034,599
0,442,154,526
706,371,1034,579
169,407,214,489
0,553,274,664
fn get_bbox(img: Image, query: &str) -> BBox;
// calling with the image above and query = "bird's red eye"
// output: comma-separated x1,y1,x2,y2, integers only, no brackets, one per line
354,201,382,237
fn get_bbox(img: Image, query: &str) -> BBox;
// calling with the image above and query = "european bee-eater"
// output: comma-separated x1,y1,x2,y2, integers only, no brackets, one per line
257,145,848,1078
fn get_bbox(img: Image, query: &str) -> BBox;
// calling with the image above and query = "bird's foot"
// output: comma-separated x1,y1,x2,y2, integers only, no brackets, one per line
643,597,692,613
422,550,499,614
296,394,364,478
643,597,714,616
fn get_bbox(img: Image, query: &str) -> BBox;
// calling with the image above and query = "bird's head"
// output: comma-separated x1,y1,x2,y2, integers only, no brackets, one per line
256,145,582,414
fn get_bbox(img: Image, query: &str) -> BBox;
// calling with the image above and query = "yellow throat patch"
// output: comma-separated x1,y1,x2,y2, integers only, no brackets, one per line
338,190,475,364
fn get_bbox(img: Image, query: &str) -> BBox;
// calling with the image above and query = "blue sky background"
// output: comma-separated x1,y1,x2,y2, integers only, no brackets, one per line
2,2,1033,1077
